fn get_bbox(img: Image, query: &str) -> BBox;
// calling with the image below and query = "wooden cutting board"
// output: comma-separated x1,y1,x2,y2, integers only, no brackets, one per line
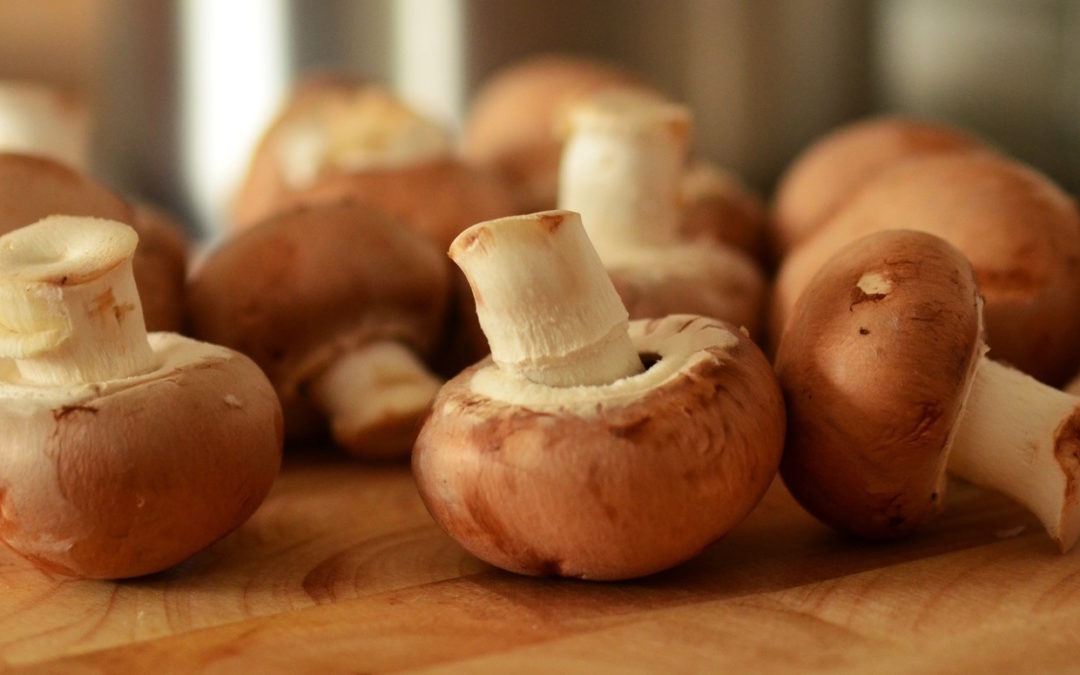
1,448,1076,673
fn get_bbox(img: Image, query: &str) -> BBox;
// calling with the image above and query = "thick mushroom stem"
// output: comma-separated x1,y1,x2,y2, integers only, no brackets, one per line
0,216,155,386
449,210,644,387
557,91,690,251
949,357,1080,551
0,82,90,170
308,341,442,458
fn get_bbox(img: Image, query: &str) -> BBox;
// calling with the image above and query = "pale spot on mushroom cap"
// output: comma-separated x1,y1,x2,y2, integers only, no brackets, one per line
224,394,244,408
856,272,893,296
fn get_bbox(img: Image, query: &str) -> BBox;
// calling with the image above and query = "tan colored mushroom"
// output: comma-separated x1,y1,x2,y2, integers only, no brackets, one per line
771,116,986,256
558,90,766,339
0,80,90,172
777,229,1080,550
413,210,785,580
0,216,282,579
0,153,189,332
770,153,1080,385
188,201,450,459
680,159,770,265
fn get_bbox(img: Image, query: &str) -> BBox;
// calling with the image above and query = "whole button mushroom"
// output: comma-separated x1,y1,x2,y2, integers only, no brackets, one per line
771,116,986,256
0,216,282,579
413,210,785,580
188,201,449,459
0,153,189,332
680,159,771,266
770,154,1080,384
777,229,1080,550
558,90,766,338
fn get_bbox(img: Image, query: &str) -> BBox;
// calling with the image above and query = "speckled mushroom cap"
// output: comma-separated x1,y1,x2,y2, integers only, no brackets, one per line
0,153,188,332
776,230,984,539
414,315,785,580
463,54,654,212
770,153,1080,385
771,117,986,255
0,333,283,579
187,201,450,433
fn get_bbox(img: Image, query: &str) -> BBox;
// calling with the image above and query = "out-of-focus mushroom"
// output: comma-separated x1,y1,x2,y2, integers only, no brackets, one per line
0,80,90,172
680,159,770,265
558,90,766,339
777,229,1080,550
188,201,450,459
463,54,654,212
0,216,282,579
413,210,785,580
0,153,189,333
771,116,986,256
770,154,1080,384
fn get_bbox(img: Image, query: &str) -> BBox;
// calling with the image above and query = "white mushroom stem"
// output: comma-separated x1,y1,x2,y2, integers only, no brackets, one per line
948,356,1080,551
450,210,644,387
557,90,690,252
0,81,90,171
0,216,155,386
308,341,442,456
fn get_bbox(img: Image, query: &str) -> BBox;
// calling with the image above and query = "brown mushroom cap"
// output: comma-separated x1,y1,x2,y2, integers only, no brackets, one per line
187,201,449,435
0,153,187,333
414,315,784,580
771,153,1080,384
771,117,986,255
776,230,983,539
463,54,654,212
0,333,283,579
680,160,770,264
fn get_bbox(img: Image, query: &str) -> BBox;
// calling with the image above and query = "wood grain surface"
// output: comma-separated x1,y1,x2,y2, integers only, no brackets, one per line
1,446,1074,674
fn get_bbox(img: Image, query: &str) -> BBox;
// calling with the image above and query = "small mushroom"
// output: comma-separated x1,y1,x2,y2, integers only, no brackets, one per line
0,80,91,172
413,210,785,580
558,90,766,338
0,216,282,579
188,201,449,459
770,153,1080,384
771,116,986,256
777,229,1080,550
680,159,770,265
463,54,653,212
0,153,189,332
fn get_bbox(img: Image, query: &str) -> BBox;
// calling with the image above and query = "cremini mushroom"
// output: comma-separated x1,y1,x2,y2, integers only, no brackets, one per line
777,229,1080,550
0,216,282,579
0,80,90,172
771,116,986,256
188,201,449,459
680,159,770,265
558,90,766,338
413,210,785,580
770,153,1080,384
0,153,189,332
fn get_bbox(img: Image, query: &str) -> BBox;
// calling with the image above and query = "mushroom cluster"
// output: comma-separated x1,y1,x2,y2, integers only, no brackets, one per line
414,211,785,580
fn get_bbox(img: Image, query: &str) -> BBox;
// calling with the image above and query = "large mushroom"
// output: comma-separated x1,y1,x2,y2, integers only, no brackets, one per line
558,90,766,338
770,153,1080,384
0,216,282,579
413,210,785,580
770,116,986,256
0,153,188,332
777,229,1080,550
187,201,450,459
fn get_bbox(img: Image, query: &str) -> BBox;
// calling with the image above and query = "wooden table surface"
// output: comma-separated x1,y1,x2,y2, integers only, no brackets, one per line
2,447,1077,674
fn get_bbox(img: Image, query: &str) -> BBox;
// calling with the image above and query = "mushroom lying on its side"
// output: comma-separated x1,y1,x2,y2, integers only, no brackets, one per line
188,201,450,459
558,90,766,339
414,211,785,580
777,229,1080,550
0,216,282,579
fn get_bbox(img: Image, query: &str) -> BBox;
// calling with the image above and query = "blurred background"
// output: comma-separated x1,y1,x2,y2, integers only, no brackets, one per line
2,0,1077,237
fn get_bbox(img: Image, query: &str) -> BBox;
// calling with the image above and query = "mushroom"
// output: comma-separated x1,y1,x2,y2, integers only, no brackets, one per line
463,54,654,212
776,229,1080,550
0,80,90,172
771,116,986,256
680,159,770,266
0,153,189,332
558,90,766,338
187,201,449,459
413,210,785,580
770,153,1080,384
0,216,282,579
